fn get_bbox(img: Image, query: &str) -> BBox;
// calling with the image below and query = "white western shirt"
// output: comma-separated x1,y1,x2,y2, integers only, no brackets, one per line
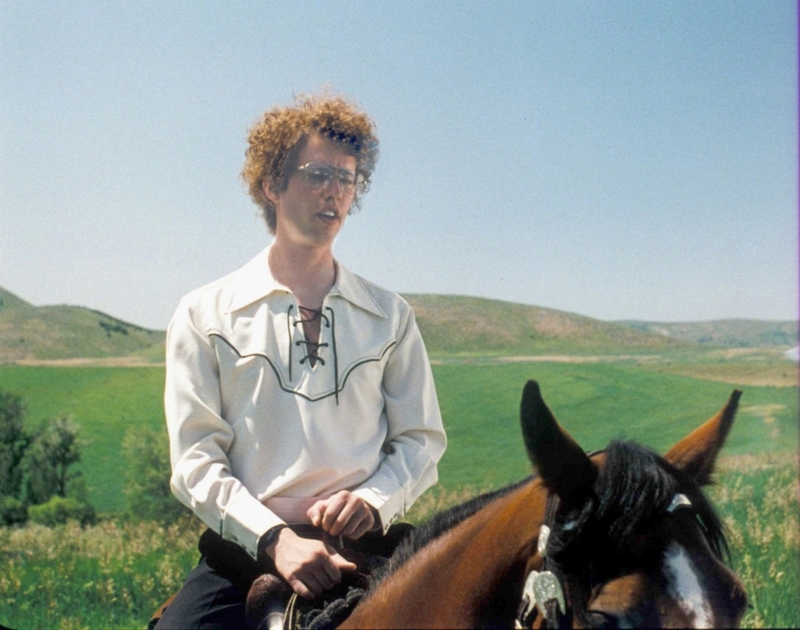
165,247,446,559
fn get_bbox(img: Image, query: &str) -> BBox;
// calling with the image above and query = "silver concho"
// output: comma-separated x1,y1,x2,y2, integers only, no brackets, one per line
667,493,692,514
533,570,566,617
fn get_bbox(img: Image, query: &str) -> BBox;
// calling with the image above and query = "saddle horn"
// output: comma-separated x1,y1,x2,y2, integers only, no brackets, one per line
520,380,597,499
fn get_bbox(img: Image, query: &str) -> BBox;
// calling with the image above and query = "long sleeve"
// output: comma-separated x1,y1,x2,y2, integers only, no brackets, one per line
352,307,447,531
164,299,284,559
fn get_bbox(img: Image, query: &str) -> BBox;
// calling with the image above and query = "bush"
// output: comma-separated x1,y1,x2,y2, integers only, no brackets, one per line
0,495,27,526
28,495,97,527
122,424,189,523
0,391,29,498
24,415,83,505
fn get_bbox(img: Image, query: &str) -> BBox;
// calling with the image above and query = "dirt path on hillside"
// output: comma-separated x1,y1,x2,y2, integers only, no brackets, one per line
14,357,164,367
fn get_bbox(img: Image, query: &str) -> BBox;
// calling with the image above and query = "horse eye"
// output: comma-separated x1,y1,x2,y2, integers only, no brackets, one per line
585,610,618,628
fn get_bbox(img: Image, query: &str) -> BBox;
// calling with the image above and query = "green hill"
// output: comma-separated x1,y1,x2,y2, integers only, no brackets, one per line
616,319,798,348
1,286,685,363
0,286,165,362
404,294,685,356
0,286,32,312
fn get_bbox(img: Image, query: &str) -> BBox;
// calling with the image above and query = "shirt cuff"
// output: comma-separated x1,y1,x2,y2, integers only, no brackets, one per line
352,486,405,534
221,493,286,560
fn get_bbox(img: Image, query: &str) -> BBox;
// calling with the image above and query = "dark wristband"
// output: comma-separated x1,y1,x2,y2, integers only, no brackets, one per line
259,524,287,554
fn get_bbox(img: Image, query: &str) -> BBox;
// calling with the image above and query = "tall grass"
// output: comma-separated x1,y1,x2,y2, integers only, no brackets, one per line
712,453,800,628
0,454,796,629
0,517,204,630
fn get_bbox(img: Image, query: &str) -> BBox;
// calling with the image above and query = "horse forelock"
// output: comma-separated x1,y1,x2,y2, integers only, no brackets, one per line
595,441,684,549
604,441,727,558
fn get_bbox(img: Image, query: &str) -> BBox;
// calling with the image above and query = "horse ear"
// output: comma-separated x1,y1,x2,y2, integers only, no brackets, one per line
664,389,742,485
520,380,597,498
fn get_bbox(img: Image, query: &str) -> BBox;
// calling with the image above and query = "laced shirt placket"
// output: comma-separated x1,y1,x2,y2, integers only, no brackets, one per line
287,304,341,403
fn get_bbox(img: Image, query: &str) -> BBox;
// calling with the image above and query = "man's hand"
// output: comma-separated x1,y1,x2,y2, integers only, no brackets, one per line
306,491,377,539
266,528,357,599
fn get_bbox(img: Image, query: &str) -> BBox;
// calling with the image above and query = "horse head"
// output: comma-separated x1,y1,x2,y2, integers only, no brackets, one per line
521,380,747,628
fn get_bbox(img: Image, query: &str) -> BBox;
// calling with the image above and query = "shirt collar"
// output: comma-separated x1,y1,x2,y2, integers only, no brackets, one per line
225,246,387,319
330,260,388,319
225,248,281,313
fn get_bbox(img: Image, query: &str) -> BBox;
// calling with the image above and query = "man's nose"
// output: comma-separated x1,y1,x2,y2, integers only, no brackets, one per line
323,175,345,196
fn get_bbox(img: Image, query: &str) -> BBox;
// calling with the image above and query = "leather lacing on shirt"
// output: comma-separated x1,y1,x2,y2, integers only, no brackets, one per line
287,304,341,403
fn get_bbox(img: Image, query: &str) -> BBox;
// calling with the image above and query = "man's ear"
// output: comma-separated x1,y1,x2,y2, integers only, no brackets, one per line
263,180,280,204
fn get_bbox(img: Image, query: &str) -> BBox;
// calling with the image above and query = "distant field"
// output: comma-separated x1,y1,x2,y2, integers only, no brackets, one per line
430,356,797,491
0,349,796,514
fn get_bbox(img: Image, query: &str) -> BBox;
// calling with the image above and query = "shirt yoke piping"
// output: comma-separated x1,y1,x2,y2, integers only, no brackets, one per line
208,331,397,403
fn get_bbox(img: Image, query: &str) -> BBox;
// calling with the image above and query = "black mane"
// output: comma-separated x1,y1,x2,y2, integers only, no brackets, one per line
602,440,726,554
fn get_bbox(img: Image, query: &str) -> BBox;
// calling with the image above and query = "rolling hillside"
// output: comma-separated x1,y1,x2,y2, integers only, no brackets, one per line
1,286,683,362
404,294,684,356
617,319,797,348
0,286,164,362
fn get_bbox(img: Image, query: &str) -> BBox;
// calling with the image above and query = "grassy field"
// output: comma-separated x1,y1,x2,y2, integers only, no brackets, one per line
431,355,797,490
711,453,799,628
0,349,797,627
0,351,796,513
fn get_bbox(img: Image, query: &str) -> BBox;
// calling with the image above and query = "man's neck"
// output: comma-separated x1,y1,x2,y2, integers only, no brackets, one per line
268,240,336,309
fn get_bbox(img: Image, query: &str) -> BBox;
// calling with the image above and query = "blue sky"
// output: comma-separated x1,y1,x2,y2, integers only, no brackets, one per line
2,1,797,330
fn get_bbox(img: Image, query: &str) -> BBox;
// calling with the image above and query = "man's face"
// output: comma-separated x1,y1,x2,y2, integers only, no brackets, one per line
265,134,357,249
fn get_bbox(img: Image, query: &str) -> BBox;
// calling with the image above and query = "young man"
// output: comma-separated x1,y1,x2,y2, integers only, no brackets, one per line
155,93,446,628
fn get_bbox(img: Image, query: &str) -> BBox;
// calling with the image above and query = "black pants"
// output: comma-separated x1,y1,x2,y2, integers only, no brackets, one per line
153,524,412,630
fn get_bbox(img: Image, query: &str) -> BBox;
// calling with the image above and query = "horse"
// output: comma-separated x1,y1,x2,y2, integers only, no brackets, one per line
333,380,747,629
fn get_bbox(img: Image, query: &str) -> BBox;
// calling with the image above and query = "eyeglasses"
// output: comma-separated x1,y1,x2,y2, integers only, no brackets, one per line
295,163,366,195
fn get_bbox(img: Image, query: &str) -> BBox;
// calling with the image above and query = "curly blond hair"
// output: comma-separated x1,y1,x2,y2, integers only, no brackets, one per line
242,92,380,234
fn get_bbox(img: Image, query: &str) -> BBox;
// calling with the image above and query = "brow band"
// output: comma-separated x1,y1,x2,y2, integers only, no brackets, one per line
667,493,692,514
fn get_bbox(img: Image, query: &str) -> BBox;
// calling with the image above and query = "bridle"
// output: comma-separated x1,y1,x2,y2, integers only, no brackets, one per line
515,490,567,629
516,447,600,630
516,491,696,629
